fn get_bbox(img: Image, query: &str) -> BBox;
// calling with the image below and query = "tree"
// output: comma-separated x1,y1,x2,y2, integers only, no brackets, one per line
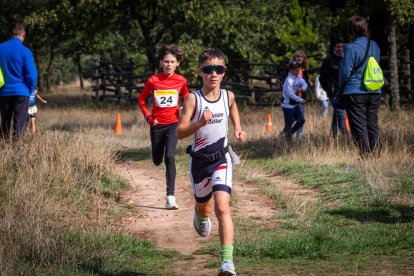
384,0,414,110
24,0,125,91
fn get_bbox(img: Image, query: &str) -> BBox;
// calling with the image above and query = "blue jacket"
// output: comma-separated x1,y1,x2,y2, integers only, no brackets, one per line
0,37,38,97
339,36,381,95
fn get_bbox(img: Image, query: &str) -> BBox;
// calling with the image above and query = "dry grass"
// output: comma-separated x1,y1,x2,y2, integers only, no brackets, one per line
235,103,413,201
0,130,119,272
36,93,414,205
0,91,412,272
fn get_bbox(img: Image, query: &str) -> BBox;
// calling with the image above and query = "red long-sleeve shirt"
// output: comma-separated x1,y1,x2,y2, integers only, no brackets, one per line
138,72,190,125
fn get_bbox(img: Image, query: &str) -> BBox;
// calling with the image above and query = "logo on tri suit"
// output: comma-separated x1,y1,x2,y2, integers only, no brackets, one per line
214,176,223,184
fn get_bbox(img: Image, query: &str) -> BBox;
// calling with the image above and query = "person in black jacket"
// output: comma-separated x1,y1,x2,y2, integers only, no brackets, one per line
319,40,347,139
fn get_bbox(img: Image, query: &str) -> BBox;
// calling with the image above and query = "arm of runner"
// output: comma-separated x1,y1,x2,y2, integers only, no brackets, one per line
138,79,153,118
179,80,190,112
228,91,247,142
181,79,190,101
138,78,159,126
176,93,212,139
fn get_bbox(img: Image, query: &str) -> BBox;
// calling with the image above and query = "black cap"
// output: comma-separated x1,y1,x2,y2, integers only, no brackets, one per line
288,60,301,70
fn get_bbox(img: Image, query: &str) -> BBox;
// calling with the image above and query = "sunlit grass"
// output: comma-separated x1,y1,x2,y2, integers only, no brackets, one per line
1,91,412,274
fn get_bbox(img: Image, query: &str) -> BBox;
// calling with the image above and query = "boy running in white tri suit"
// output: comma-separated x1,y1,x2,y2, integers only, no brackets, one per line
177,48,247,276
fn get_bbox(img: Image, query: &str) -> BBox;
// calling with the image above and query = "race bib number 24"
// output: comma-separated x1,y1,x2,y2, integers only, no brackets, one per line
154,90,178,108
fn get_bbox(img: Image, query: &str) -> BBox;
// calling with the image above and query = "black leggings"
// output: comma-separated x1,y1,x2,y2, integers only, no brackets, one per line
150,123,178,196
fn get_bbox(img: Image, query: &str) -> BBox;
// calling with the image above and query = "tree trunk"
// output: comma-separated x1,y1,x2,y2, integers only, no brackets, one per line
34,52,45,92
76,53,84,90
247,49,255,104
388,18,400,110
46,46,55,93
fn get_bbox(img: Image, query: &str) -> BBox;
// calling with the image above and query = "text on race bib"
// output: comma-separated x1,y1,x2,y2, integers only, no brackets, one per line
154,90,179,108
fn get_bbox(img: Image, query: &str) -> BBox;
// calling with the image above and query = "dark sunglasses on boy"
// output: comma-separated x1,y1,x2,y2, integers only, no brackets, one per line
200,65,226,75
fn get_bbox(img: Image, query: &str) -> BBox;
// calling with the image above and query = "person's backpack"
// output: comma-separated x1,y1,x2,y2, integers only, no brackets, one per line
362,39,384,91
0,67,4,88
363,55,384,91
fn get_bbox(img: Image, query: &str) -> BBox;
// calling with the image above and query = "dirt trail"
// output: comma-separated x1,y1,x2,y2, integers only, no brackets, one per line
116,161,278,274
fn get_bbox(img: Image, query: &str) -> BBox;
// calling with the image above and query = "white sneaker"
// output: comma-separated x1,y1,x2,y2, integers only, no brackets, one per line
218,259,236,275
193,211,211,237
165,195,179,209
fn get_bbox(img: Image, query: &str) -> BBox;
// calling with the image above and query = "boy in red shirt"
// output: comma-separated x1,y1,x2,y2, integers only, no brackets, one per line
138,44,189,209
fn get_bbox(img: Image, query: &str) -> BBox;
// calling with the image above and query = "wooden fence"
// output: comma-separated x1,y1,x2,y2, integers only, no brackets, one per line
91,60,150,102
91,50,413,106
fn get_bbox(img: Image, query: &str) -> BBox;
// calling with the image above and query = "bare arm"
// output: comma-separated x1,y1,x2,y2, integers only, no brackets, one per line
228,91,247,142
176,93,213,140
35,93,47,104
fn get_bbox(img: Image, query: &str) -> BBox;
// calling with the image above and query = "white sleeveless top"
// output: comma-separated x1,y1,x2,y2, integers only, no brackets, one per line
190,89,230,154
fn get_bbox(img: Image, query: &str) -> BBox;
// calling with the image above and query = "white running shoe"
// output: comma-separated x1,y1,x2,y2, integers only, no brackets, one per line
165,195,179,209
193,211,211,237
218,259,236,275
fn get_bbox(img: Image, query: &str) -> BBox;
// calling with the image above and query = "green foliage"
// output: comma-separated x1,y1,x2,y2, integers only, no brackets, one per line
386,0,414,25
278,0,321,53
1,0,412,92
178,34,204,83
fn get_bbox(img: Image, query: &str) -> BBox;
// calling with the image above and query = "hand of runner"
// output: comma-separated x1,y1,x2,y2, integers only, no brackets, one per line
235,130,247,142
200,110,213,126
146,115,158,127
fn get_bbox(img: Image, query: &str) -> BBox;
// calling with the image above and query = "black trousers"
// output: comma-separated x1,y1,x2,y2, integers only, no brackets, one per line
0,96,29,141
344,94,381,157
150,123,178,196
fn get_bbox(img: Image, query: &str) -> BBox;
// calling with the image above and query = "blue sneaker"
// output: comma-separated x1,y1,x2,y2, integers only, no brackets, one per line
193,211,211,237
218,260,236,275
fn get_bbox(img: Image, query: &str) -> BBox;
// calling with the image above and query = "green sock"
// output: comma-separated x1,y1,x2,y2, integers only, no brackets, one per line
221,245,233,261
200,216,208,221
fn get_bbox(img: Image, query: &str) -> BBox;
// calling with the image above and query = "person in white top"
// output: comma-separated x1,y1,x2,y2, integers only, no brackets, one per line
314,75,329,118
177,48,247,275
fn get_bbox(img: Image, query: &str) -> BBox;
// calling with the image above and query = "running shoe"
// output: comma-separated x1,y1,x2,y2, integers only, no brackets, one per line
193,211,211,237
218,259,236,275
165,195,179,209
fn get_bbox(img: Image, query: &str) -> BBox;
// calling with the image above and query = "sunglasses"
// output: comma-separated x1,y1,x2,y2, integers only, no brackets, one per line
200,65,226,75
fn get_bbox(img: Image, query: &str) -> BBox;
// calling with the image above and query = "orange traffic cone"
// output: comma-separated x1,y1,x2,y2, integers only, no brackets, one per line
114,112,122,135
344,112,351,134
265,113,272,133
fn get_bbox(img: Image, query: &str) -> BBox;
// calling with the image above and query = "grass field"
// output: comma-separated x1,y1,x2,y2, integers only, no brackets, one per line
0,90,413,275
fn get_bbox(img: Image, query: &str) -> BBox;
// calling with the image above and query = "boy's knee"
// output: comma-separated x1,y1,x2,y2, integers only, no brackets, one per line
215,202,230,217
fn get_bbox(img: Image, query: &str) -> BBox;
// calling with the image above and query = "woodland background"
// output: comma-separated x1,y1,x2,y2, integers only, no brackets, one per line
1,0,413,109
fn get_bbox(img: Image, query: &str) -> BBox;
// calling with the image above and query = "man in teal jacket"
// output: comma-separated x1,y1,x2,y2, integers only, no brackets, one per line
0,22,38,141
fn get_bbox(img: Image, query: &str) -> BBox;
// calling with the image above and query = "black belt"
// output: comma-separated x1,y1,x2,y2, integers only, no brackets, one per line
186,145,228,162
